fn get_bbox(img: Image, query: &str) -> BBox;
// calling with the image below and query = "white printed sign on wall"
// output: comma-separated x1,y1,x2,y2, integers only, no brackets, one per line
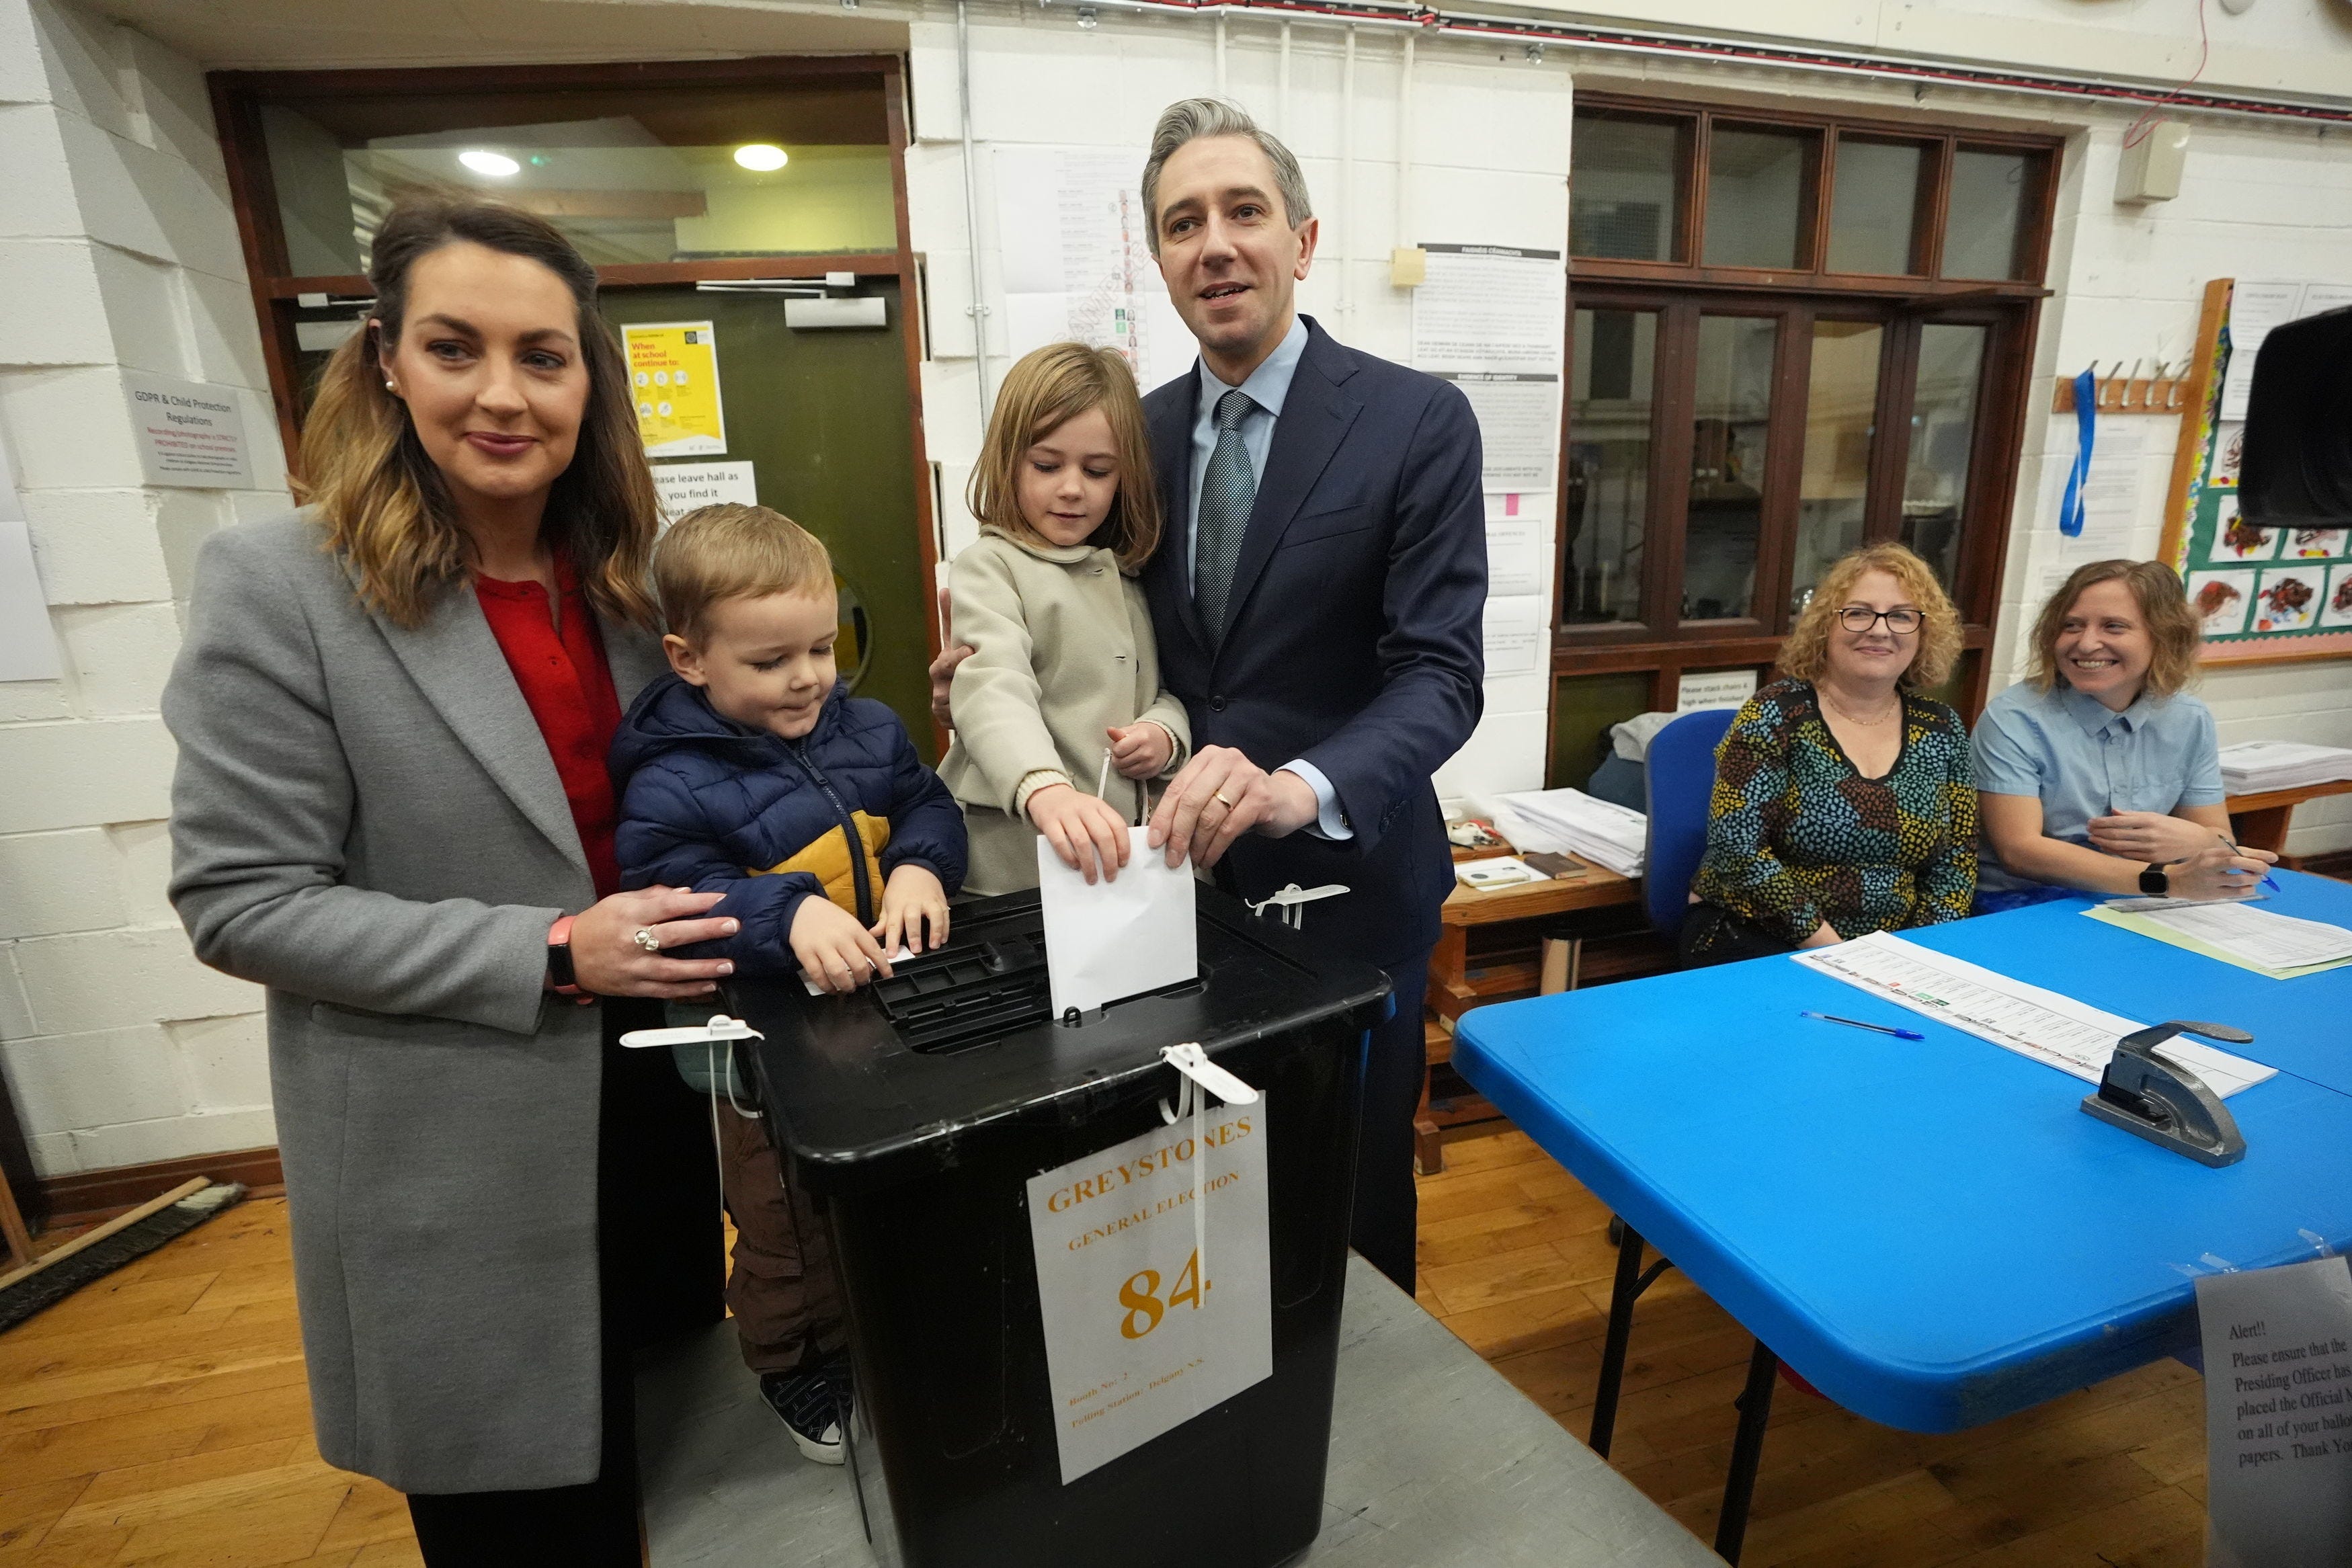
1026,1103,1272,1483
124,371,251,488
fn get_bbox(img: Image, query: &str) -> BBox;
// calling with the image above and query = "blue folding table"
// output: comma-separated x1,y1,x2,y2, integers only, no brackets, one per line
1452,870,2352,1562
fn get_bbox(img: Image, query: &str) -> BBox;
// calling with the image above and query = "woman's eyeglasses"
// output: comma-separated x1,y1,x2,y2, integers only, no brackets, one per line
1838,607,1922,635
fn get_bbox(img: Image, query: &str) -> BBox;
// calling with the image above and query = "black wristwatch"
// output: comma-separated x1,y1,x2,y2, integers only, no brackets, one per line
2139,864,2170,897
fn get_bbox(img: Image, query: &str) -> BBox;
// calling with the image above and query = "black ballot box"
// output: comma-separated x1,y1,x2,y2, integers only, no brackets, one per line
731,886,1391,1568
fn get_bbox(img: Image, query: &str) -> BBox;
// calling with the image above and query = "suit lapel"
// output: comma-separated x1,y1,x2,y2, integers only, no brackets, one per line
1222,321,1363,643
1147,372,1211,659
370,574,590,876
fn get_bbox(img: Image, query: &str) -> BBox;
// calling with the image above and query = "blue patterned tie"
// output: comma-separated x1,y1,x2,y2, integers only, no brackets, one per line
1194,388,1258,642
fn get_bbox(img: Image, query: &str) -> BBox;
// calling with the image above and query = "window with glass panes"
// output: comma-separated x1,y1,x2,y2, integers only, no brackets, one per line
1550,96,2055,785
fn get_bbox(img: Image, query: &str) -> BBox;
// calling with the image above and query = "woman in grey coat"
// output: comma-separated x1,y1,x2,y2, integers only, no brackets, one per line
163,200,731,1565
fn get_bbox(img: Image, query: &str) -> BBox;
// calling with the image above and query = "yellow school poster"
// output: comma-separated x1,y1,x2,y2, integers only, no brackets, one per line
624,321,727,458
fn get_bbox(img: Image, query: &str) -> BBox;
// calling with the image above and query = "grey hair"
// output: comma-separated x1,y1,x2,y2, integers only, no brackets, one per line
1140,97,1313,256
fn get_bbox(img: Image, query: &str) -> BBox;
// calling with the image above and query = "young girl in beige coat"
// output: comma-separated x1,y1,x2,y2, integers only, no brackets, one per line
940,343,1190,893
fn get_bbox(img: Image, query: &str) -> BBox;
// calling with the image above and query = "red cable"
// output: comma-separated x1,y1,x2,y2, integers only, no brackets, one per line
2123,0,2212,148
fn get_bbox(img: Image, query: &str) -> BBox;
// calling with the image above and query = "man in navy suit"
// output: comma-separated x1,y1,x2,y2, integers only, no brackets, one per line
934,100,1484,1292
1133,99,1486,1293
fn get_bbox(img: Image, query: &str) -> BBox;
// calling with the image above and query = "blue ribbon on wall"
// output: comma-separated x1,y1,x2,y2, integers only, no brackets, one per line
2057,367,2097,538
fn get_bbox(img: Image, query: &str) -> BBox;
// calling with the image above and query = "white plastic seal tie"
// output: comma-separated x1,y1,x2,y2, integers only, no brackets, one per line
1246,882,1349,930
1156,1042,1260,1319
619,1015,768,1196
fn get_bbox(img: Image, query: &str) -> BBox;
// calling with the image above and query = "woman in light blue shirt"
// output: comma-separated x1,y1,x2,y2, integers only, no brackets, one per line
1974,560,2273,911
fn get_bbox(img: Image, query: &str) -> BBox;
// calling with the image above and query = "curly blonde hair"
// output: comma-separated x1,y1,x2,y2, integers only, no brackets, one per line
2025,560,2201,697
1777,542,1961,691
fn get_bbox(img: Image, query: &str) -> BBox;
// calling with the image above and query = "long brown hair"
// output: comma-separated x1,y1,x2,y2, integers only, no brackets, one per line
2027,559,2202,697
967,343,1163,573
294,198,659,629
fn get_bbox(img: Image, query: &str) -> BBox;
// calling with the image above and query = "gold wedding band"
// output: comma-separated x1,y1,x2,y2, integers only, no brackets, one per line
633,928,661,952
1213,792,1236,808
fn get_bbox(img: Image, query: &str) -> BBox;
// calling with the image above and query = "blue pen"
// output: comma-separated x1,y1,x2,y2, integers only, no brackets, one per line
1799,1010,1925,1042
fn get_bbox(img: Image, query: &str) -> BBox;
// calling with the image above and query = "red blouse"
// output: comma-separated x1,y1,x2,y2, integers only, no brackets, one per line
475,554,624,898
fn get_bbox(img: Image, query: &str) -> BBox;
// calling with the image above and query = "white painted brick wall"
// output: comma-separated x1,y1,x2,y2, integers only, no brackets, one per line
0,0,280,1180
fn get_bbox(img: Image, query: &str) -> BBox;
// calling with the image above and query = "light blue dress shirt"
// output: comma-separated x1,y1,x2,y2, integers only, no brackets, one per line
1971,680,2226,894
1182,317,1350,840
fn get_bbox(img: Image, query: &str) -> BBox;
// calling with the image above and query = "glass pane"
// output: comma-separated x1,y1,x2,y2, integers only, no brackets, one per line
1564,308,1658,624
1703,126,1814,270
1826,138,1924,275
258,84,897,272
1941,149,2031,280
1685,315,1779,621
1791,321,1884,618
1570,113,1686,261
1902,323,1989,587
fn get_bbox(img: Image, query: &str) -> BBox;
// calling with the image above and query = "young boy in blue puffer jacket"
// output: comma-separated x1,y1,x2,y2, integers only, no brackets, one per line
612,502,966,1466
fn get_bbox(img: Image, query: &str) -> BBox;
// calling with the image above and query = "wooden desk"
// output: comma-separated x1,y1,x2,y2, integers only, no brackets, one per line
2227,778,2352,863
1419,858,1643,1174
1430,858,1641,1021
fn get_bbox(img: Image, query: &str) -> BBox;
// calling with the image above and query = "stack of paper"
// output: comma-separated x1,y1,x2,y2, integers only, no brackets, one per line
1488,788,1647,877
2218,741,2352,794
2086,899,2352,979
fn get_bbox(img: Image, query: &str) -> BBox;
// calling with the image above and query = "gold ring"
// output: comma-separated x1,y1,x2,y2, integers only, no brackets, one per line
632,928,660,952
1213,792,1235,809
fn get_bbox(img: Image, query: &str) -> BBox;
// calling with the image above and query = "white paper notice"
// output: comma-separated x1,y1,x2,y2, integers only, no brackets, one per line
651,460,758,522
2222,282,2307,423
1037,828,1198,1015
1026,1101,1273,1483
1794,931,2275,1096
123,371,251,489
1486,492,1545,597
2198,1255,2352,1568
1677,669,1757,712
1435,372,1559,491
1482,606,1542,674
2076,422,2147,550
1410,245,1567,375
995,147,1192,395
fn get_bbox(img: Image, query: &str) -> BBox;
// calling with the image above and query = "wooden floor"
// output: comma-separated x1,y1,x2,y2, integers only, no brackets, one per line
0,1131,2207,1567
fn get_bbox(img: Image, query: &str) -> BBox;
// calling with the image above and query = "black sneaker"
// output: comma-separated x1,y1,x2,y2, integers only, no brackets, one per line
760,1367,844,1464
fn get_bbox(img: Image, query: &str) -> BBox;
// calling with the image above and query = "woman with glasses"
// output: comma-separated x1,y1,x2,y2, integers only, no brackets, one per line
1973,559,2273,911
1682,543,1976,967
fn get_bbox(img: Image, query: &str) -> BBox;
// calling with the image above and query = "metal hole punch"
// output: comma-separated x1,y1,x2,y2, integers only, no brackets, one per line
2079,1020,2253,1167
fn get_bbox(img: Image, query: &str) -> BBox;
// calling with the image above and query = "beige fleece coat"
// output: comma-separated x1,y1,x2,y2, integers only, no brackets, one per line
939,527,1191,895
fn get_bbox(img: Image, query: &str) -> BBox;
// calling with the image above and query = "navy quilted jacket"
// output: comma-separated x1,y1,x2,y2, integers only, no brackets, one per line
611,674,967,976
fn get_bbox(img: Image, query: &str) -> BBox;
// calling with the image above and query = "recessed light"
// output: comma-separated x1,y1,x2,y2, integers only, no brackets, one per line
734,143,789,172
459,149,520,177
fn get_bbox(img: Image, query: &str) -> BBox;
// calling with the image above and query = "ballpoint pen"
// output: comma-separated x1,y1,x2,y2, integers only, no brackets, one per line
2216,830,2281,893
1799,1010,1926,1042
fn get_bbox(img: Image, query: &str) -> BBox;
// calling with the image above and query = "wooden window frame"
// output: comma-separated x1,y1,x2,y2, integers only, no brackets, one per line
206,54,942,661
1555,93,2060,722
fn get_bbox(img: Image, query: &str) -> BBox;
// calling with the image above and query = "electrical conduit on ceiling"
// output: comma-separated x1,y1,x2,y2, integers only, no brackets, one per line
1021,0,2352,127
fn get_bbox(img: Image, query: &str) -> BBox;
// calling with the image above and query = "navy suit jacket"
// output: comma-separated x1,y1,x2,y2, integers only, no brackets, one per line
1142,316,1486,969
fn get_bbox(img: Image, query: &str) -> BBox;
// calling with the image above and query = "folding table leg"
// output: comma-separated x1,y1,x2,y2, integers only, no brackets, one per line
1713,1338,1779,1563
1588,1220,1645,1456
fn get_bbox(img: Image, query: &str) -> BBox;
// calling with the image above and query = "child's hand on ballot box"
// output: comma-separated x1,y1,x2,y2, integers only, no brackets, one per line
1028,783,1132,884
877,863,950,956
793,896,893,993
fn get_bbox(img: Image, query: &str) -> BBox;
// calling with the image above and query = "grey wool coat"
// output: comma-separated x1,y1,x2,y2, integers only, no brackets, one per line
162,512,668,1494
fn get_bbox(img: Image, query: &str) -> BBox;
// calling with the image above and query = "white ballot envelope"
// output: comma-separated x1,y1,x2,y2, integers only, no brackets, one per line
1037,828,1198,1016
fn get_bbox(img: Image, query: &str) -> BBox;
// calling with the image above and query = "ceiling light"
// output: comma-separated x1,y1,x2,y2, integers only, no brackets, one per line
459,149,520,177
734,143,789,172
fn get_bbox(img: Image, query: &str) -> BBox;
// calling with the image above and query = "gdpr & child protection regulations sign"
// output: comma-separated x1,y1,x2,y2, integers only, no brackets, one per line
1026,1104,1272,1483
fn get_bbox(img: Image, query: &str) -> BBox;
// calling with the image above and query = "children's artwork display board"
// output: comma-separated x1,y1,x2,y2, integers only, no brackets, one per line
2164,278,2352,664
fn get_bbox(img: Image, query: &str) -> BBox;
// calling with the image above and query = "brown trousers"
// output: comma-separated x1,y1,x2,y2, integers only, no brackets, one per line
717,1103,845,1375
